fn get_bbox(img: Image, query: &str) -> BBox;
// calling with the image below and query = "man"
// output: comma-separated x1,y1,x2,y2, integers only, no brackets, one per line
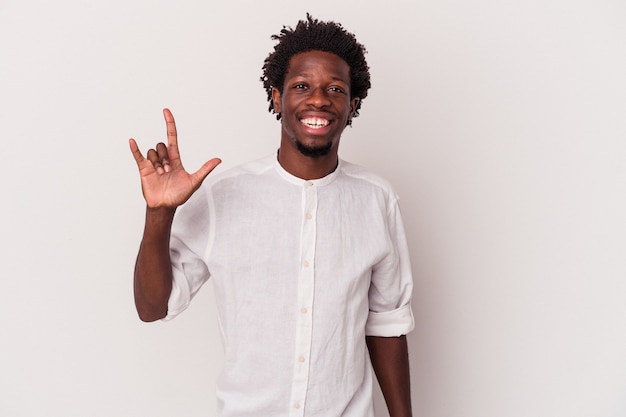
130,15,414,417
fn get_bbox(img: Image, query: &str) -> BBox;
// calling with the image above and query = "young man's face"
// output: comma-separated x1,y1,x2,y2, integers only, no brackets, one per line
272,50,360,157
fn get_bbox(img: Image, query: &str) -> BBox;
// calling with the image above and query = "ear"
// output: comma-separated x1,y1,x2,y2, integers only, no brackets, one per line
348,97,360,120
272,87,282,114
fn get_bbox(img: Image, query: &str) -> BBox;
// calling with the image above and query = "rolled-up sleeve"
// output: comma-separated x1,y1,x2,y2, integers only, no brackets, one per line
162,187,212,321
365,199,414,336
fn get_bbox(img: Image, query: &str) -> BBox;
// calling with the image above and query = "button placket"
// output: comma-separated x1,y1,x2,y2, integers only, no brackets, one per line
288,182,318,417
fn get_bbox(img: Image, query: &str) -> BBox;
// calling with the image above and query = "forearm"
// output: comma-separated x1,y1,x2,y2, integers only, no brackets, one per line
133,207,177,322
366,335,412,417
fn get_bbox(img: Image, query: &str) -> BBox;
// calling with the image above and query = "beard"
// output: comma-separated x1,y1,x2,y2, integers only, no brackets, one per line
295,139,333,157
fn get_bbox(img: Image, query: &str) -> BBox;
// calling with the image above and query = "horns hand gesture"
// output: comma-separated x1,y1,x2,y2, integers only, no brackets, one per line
129,108,221,209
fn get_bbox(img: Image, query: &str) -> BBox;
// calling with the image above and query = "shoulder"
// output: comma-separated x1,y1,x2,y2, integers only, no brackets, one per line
201,154,276,189
338,159,400,202
178,155,277,218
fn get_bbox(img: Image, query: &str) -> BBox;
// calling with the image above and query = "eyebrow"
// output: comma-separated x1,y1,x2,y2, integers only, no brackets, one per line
291,73,349,83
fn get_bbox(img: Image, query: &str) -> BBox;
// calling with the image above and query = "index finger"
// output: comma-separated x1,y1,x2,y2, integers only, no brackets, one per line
163,108,180,159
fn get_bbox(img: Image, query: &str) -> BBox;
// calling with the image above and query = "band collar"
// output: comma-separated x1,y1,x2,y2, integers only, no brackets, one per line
273,152,341,187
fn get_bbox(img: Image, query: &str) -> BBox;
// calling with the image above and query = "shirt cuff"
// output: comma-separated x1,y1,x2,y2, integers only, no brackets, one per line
365,303,415,337
160,269,191,322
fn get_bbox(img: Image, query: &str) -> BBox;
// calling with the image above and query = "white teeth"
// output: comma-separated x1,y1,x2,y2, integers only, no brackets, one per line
301,118,329,128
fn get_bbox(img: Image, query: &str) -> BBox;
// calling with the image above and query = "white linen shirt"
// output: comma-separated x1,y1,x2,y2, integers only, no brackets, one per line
166,154,414,417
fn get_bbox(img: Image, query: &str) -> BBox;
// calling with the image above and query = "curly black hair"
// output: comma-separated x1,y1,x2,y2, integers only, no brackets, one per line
261,14,371,123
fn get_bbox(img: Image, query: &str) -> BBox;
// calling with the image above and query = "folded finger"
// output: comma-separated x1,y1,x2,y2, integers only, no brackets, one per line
146,148,165,174
156,142,171,172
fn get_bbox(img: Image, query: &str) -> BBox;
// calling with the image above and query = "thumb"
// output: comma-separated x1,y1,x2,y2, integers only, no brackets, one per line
190,158,222,188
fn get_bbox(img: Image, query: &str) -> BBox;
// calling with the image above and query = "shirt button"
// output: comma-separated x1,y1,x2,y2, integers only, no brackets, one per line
300,307,308,314
302,260,309,268
305,212,313,220
298,356,306,363
305,181,314,187
294,402,301,409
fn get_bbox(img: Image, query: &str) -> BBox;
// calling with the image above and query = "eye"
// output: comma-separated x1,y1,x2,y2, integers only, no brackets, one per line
293,83,308,90
328,86,346,94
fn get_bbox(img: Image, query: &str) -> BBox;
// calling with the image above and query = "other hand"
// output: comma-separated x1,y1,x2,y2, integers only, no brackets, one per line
129,108,221,208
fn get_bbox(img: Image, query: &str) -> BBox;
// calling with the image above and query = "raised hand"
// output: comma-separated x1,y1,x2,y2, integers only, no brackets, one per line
129,108,221,209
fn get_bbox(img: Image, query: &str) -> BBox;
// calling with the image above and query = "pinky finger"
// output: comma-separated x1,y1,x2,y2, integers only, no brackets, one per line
129,138,142,158
129,138,150,169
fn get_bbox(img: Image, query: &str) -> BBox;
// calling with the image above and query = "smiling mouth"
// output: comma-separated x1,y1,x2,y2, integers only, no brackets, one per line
300,117,330,129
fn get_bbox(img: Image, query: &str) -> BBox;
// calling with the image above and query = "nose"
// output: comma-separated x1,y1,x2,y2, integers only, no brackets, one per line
306,87,331,108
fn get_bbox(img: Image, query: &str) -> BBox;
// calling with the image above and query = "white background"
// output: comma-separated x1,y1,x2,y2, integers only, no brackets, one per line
1,0,625,416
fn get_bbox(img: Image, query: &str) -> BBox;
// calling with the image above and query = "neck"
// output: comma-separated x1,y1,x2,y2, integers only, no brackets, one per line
277,143,339,180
